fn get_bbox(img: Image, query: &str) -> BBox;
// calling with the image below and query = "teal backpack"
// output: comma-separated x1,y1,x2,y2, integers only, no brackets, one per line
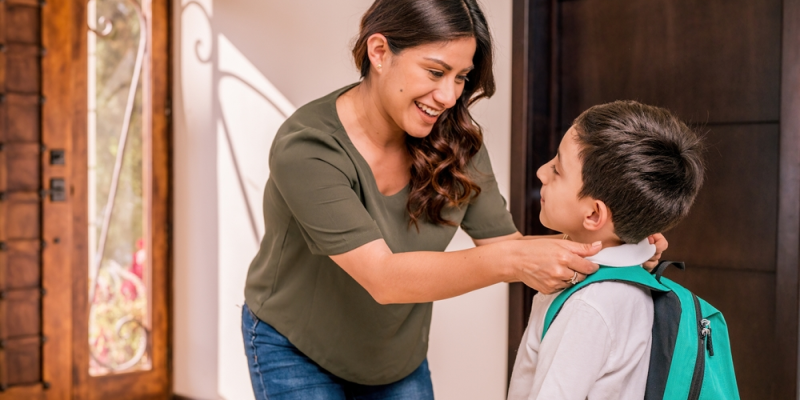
542,261,740,400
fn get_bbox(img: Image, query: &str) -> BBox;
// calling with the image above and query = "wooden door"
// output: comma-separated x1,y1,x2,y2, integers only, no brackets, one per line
0,0,171,398
509,0,800,398
0,0,72,397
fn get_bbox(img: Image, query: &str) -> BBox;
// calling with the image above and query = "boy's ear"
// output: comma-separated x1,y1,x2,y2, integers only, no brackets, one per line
583,199,611,232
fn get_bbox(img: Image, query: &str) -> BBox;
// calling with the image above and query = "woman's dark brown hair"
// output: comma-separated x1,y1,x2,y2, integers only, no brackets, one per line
352,0,495,227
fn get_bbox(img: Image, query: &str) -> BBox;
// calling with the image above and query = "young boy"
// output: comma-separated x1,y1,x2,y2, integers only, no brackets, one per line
507,101,705,399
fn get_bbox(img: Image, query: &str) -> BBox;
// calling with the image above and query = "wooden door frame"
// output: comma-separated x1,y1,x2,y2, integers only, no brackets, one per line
776,0,800,395
41,1,77,398
507,0,561,383
507,0,800,395
43,0,172,398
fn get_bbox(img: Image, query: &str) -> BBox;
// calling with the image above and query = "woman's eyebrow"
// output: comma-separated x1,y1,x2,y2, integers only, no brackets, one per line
423,57,474,72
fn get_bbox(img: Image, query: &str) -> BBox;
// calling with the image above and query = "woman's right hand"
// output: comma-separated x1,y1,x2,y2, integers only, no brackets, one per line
330,235,602,304
505,239,602,294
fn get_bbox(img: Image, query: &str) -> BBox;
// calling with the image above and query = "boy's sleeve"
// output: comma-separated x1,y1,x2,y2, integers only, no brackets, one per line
526,299,612,400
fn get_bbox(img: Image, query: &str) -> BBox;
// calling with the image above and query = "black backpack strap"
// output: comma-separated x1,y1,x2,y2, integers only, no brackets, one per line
644,290,683,399
652,261,685,283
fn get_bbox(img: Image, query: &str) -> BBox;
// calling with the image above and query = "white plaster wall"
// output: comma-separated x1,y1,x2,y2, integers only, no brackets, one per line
430,0,514,395
172,1,512,399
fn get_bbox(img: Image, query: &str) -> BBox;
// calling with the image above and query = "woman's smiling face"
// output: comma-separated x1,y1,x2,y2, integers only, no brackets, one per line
374,37,476,138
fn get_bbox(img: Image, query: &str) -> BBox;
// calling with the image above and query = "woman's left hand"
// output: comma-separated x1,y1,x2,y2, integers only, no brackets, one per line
643,233,668,272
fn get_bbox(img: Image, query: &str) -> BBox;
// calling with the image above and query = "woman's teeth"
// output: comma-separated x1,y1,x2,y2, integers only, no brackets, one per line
415,101,441,117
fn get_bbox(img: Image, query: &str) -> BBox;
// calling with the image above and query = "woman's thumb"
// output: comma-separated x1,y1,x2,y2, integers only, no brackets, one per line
564,240,603,257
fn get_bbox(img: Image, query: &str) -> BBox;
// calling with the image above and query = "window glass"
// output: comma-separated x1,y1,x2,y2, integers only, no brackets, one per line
87,0,151,376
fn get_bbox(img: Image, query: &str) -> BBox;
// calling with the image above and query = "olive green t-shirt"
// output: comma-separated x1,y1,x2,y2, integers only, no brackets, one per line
244,83,517,385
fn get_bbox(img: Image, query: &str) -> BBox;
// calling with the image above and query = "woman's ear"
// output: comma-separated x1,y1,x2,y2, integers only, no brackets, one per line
583,199,611,232
366,33,390,73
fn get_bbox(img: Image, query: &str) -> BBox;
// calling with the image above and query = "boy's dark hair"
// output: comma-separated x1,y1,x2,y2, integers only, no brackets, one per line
574,100,705,243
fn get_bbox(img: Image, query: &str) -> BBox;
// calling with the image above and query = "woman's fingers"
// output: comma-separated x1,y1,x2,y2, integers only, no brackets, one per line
536,279,569,295
517,264,566,294
649,233,669,253
564,253,600,276
561,240,603,258
513,239,600,294
519,235,667,291
558,240,601,275
643,233,669,271
643,259,658,271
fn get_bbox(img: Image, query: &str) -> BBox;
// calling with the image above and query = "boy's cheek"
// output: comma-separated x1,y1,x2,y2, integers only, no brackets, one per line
539,206,567,233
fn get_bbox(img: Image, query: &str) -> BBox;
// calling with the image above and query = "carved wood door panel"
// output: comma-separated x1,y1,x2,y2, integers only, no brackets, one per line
0,0,71,397
0,1,170,399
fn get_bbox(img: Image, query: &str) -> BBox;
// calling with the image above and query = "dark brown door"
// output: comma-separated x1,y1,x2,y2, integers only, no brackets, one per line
509,0,800,398
0,0,171,398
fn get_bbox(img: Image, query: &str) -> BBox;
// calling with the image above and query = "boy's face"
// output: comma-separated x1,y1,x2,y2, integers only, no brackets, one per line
536,127,597,235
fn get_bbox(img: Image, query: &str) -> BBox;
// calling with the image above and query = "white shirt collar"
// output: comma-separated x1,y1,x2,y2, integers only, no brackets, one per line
585,238,656,267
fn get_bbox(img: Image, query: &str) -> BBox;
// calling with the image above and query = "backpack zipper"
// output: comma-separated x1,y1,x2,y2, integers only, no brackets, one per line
688,294,706,400
701,318,714,356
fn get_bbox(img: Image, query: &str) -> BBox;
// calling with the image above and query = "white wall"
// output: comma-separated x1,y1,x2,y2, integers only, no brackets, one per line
172,1,512,399
428,1,514,399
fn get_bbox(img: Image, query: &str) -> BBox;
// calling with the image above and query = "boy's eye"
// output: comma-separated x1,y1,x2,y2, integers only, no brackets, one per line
551,165,559,176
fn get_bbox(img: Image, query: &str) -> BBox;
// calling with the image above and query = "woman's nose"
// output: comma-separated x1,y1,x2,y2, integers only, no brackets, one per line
433,81,458,109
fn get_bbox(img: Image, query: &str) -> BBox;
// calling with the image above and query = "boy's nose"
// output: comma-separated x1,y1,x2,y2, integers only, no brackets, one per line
536,163,548,183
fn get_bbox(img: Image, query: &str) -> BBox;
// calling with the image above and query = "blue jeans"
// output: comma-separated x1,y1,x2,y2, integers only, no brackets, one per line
242,303,435,400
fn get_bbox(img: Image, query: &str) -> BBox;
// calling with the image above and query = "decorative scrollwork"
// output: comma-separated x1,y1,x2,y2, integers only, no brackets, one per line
89,15,113,37
182,1,213,63
89,261,149,372
87,0,150,374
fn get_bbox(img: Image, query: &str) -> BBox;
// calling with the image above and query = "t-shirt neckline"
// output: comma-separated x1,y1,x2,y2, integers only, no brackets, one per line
330,82,411,199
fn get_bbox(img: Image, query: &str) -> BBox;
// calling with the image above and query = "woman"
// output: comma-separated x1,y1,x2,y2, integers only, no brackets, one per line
242,0,666,398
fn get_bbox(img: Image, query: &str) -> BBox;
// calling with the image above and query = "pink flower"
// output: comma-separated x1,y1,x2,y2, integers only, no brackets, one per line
121,279,138,300
131,238,146,279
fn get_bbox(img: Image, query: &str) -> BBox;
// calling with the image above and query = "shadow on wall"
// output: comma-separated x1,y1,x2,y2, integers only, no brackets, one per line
184,0,295,240
173,1,511,399
176,2,295,399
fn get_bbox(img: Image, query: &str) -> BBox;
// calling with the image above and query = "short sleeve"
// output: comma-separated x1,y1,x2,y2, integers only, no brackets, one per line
269,128,383,255
459,145,518,239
